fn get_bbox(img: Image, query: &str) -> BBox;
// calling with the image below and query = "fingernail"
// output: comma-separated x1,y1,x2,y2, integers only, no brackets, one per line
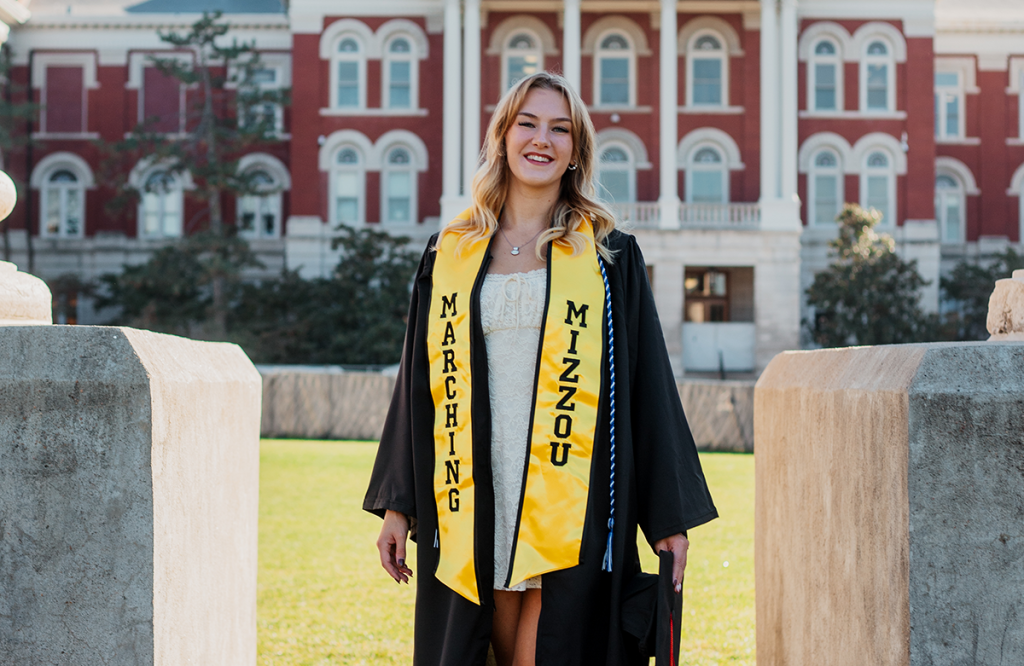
398,558,405,566
673,578,678,587
675,583,682,593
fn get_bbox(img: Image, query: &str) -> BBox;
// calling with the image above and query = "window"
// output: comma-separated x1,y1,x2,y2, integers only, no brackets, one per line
935,174,964,243
141,66,184,133
810,149,842,225
862,40,893,112
687,32,727,107
335,35,365,109
382,147,416,223
809,39,841,111
595,32,633,106
597,145,635,203
687,145,728,203
43,66,86,134
861,150,894,224
237,170,282,238
41,169,84,237
503,32,542,91
333,147,364,224
384,37,416,109
139,170,184,238
238,66,284,133
934,71,963,140
684,268,729,322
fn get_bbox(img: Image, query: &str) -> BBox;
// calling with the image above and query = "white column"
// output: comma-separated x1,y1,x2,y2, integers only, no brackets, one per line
779,0,799,205
562,0,581,92
658,0,679,229
462,0,482,199
759,0,780,204
440,0,464,224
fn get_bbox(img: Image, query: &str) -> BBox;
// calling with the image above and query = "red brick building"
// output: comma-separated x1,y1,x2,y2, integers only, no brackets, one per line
2,0,1022,374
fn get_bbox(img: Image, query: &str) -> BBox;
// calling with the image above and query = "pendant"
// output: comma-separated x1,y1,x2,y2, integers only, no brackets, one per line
511,247,520,256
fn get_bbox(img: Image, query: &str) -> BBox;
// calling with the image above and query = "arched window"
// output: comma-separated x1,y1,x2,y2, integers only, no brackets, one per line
41,169,85,237
332,147,364,224
597,145,635,203
237,170,282,239
861,150,894,224
935,174,964,243
382,146,417,223
862,39,894,112
334,35,365,109
503,31,542,91
595,32,633,106
809,149,843,225
687,145,728,203
687,32,727,107
384,36,416,109
139,170,183,238
809,39,842,112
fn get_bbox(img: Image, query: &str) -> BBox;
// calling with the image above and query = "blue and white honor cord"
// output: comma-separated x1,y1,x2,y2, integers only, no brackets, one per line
598,257,616,573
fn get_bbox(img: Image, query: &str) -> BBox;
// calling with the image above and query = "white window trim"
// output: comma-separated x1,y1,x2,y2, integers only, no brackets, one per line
595,140,637,203
685,29,729,109
684,142,730,204
934,170,967,244
126,52,191,135
487,15,560,58
331,33,368,111
933,67,966,142
236,153,290,239
593,29,637,108
31,152,94,239
501,28,545,94
797,21,854,62
595,127,653,169
383,34,420,110
677,127,745,171
381,146,418,225
228,53,291,135
808,149,844,226
136,171,187,239
32,53,99,138
807,37,843,113
798,131,854,174
859,37,896,113
1009,58,1024,140
859,148,897,226
1008,162,1024,243
330,146,367,226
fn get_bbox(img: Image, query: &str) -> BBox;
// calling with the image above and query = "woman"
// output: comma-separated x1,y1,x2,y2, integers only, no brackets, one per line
363,72,717,666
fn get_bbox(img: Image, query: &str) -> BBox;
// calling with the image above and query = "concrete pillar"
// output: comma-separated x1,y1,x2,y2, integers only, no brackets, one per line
462,0,482,198
759,0,780,203
658,0,679,229
652,260,685,375
562,0,582,92
440,0,464,224
779,0,799,206
755,342,1024,665
0,325,262,664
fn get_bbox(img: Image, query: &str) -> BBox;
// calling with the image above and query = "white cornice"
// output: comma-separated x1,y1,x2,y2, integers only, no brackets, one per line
797,0,935,37
18,13,287,31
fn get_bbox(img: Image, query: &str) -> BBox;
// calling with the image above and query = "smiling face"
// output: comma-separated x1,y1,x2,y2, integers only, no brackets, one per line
503,87,574,196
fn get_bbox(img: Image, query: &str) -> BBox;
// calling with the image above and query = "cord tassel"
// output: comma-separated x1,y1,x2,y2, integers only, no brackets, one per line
599,257,616,573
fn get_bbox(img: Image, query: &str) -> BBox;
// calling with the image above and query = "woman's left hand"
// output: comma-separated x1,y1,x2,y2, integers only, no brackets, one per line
653,533,689,593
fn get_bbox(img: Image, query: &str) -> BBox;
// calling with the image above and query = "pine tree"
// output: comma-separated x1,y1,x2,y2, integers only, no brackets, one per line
99,11,288,337
805,203,934,347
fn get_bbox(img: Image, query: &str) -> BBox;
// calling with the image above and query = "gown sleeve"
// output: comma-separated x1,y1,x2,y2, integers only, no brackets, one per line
620,235,718,545
362,243,432,521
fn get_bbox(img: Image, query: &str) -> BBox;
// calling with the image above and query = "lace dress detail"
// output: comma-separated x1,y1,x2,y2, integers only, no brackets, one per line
480,268,547,591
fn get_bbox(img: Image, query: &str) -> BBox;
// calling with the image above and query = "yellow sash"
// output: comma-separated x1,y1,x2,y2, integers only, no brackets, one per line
429,213,606,604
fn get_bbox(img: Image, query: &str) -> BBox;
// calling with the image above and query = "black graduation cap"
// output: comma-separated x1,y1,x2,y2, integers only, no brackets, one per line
621,550,683,665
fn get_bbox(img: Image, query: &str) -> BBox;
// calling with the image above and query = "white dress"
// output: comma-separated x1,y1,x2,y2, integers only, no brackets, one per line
480,269,547,591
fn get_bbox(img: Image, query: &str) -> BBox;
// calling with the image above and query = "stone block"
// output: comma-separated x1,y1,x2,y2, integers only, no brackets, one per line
0,326,262,665
754,343,1024,666
677,379,754,453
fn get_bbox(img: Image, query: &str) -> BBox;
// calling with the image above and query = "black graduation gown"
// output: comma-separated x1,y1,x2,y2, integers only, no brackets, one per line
363,229,718,666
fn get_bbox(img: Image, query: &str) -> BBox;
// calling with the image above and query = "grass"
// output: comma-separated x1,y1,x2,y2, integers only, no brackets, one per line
258,440,754,665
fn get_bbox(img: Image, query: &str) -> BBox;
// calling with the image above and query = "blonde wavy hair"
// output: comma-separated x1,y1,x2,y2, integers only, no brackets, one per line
438,71,617,262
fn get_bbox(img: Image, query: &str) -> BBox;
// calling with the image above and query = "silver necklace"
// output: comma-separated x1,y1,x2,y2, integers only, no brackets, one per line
498,224,545,256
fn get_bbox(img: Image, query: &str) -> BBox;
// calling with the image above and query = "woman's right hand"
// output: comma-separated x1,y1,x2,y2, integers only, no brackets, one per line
377,510,414,584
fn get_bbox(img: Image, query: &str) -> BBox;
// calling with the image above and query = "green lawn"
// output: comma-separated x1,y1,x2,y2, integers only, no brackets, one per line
258,440,754,665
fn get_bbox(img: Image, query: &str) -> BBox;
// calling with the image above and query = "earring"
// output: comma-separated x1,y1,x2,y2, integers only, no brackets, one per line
567,163,578,171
